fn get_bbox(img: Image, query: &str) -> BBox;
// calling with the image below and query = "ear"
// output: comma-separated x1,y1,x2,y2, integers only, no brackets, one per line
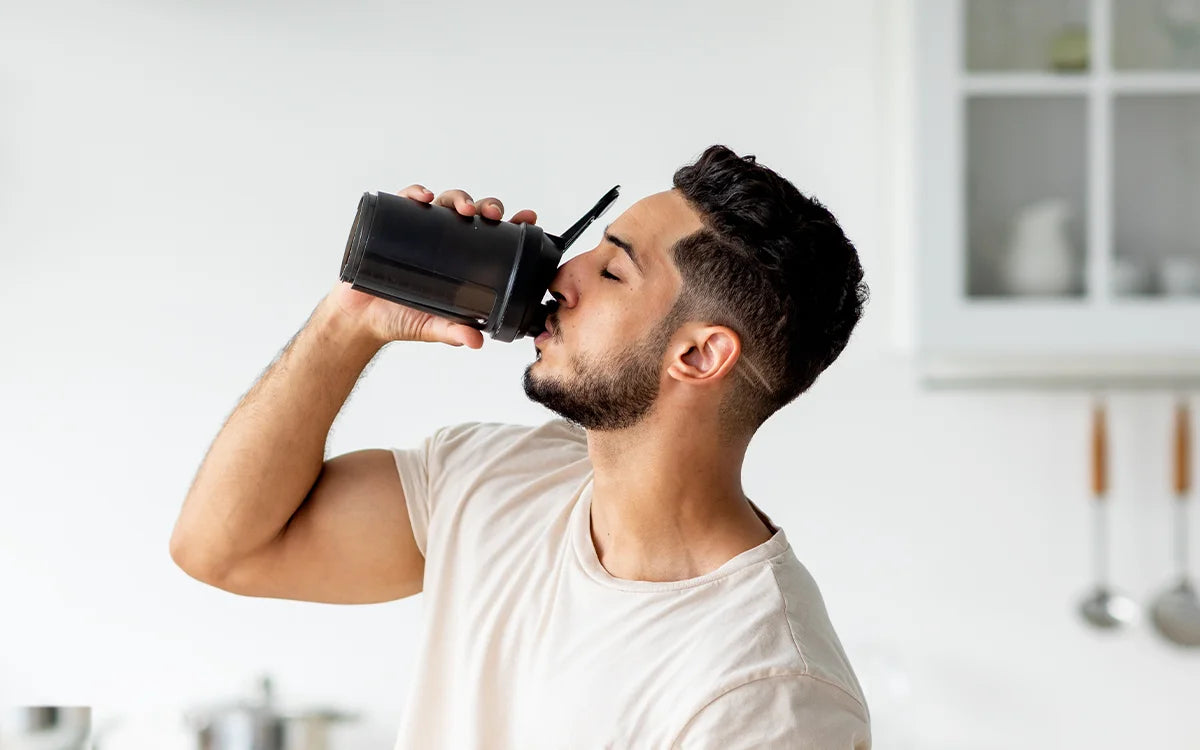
667,326,741,385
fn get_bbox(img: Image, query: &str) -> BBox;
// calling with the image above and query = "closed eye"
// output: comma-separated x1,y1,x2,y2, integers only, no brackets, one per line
601,269,621,282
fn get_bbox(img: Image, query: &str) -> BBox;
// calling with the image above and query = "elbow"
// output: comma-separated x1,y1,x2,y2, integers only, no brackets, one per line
169,526,229,586
168,529,195,574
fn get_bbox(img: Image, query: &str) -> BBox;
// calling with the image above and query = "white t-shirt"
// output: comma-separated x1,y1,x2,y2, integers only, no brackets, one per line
390,417,870,749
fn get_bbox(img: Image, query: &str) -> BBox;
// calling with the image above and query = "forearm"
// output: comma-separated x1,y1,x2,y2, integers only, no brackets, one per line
170,295,385,576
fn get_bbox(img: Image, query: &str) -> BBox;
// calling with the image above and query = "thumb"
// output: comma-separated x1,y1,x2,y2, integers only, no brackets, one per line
440,321,484,349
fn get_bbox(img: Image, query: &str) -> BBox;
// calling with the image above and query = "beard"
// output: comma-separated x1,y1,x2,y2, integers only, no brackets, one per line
522,318,674,432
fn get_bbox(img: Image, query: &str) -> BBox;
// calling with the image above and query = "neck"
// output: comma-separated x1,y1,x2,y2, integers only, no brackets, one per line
584,416,774,583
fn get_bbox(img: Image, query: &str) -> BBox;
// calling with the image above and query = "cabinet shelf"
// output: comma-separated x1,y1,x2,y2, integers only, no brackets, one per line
1111,73,1200,94
963,74,1091,95
961,72,1200,95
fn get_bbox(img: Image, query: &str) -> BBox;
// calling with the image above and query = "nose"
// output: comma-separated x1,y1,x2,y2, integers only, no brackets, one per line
546,258,579,311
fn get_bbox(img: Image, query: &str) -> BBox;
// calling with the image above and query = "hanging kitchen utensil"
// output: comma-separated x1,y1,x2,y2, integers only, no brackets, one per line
1149,397,1200,647
1077,398,1139,629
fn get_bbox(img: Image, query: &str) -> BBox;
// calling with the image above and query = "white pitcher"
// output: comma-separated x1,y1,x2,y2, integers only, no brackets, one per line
1002,198,1080,296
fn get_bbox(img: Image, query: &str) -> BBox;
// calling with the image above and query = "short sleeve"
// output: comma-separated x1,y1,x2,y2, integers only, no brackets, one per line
671,674,871,750
391,421,539,559
390,421,489,559
391,428,440,559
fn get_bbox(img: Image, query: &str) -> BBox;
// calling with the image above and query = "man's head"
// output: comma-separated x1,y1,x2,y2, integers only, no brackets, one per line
523,144,868,441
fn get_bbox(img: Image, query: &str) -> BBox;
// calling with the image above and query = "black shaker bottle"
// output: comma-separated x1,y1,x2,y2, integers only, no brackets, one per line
339,185,620,342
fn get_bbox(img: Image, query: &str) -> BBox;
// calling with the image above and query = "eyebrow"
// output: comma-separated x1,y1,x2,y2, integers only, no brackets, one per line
602,223,644,276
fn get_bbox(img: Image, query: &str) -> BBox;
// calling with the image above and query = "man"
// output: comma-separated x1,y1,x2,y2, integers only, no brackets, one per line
170,144,871,748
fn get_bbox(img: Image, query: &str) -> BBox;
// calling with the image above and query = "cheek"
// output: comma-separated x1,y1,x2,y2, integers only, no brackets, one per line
569,294,664,354
578,311,632,352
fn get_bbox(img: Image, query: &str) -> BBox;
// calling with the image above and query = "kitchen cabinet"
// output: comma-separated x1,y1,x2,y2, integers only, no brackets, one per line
915,0,1200,387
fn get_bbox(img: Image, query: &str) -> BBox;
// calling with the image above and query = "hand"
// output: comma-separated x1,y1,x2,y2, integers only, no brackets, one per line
327,184,538,349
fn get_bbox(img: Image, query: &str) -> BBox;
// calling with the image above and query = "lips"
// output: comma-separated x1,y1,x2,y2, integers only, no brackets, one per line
535,319,554,348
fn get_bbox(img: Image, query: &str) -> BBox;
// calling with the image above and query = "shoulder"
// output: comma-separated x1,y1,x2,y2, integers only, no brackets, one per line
394,417,590,559
666,545,869,729
431,417,587,453
671,671,871,749
405,417,586,470
766,551,867,710
412,417,589,495
701,546,867,709
391,417,588,500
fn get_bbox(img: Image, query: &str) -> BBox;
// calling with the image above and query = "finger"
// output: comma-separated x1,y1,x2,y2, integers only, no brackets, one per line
433,319,484,349
508,209,538,225
398,184,434,202
434,189,476,216
450,323,484,349
475,197,504,220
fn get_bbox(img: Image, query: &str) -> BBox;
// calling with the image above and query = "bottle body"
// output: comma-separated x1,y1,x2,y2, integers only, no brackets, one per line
339,185,620,342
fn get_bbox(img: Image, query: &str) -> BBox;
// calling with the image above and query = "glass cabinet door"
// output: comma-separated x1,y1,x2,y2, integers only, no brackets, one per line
963,0,1091,302
1113,0,1200,71
966,95,1089,299
1112,94,1200,298
966,0,1091,72
916,0,1200,383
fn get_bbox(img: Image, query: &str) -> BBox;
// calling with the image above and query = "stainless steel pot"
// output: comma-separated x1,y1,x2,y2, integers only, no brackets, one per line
186,676,356,750
0,707,91,750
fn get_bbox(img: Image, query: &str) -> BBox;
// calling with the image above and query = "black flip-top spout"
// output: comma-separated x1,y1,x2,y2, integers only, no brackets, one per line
545,185,621,252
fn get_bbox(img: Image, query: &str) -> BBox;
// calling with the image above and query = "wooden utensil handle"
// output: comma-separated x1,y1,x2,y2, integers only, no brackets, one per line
1092,401,1107,499
1175,400,1191,498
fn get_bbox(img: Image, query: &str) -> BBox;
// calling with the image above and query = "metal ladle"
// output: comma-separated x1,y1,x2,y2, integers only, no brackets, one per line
1150,398,1200,647
1078,399,1139,629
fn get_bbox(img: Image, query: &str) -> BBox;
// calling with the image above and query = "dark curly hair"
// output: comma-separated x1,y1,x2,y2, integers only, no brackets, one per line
664,144,869,435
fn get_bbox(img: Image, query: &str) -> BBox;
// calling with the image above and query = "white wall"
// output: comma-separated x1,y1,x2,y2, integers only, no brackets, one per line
1,1,1196,748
